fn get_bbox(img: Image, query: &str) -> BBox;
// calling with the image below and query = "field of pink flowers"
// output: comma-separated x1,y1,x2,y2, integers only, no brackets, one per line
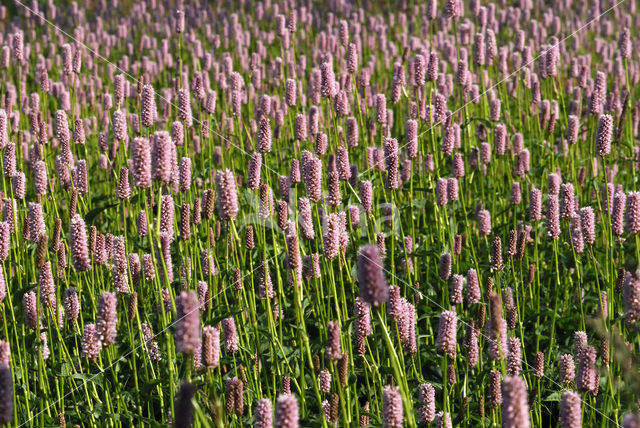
0,0,639,426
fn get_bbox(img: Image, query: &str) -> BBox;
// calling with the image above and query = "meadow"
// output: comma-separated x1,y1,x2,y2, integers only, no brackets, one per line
0,0,639,426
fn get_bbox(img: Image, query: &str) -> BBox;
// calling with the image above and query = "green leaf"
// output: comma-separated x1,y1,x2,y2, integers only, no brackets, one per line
461,116,494,130
70,373,104,387
85,202,120,225
544,391,562,402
